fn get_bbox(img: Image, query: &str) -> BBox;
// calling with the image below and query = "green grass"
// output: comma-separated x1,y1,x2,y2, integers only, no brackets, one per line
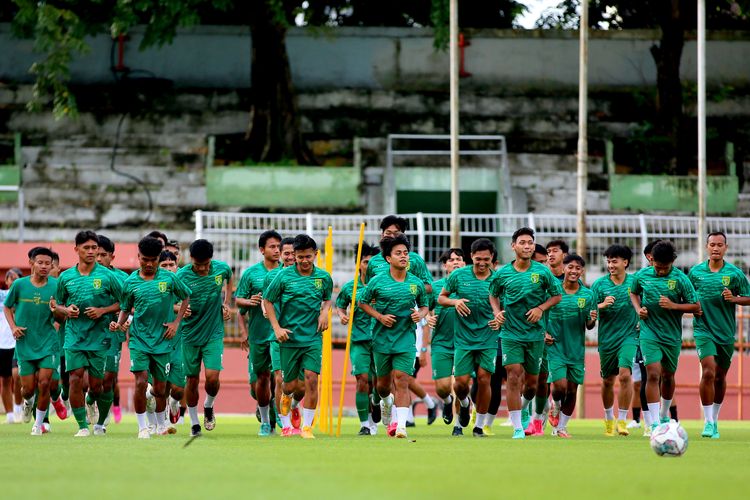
3,416,748,499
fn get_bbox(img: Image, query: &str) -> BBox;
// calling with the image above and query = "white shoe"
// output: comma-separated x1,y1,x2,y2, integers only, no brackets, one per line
168,396,180,420
138,428,151,439
42,422,51,433
369,424,378,435
395,427,408,439
86,400,99,425
5,412,15,424
93,424,106,436
74,428,90,437
643,426,651,437
382,399,392,426
155,425,169,436
30,425,43,436
145,384,156,413
626,419,641,429
22,400,33,423
13,411,23,423
551,426,558,436
64,399,71,414
148,424,156,435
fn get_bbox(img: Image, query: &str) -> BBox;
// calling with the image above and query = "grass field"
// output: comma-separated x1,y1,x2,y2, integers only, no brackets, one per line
2,415,748,499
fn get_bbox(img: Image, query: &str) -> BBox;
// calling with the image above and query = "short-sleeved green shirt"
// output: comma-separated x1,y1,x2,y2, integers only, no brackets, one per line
176,260,232,346
108,267,131,344
443,266,496,350
4,276,59,361
688,260,750,344
591,273,639,352
547,285,596,364
56,263,123,351
264,265,333,347
429,278,457,353
336,278,371,343
120,268,192,354
631,266,698,346
366,251,432,286
236,261,278,345
489,260,563,342
358,271,427,354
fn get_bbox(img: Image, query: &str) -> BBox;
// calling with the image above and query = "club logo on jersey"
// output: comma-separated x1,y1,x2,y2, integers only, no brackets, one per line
577,297,586,309
410,284,418,295
531,273,540,284
314,279,323,289
33,294,41,305
93,279,102,289
158,282,168,293
667,280,676,290
722,276,731,287
215,275,223,286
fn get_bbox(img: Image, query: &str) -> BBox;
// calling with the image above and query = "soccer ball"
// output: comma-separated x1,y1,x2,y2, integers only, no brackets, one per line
650,420,688,457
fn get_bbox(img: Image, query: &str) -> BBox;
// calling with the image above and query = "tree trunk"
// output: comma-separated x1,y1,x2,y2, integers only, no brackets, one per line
650,0,685,175
247,1,317,165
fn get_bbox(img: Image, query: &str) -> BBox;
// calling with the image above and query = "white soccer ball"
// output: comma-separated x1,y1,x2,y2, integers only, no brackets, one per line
650,420,688,457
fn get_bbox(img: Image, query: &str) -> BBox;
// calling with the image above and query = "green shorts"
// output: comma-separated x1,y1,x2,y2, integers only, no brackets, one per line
280,343,322,383
454,347,496,377
168,346,185,387
373,351,415,377
65,349,107,379
695,337,734,371
350,340,374,376
500,338,545,375
599,340,638,378
18,354,58,377
130,349,171,382
104,342,122,374
431,351,454,380
548,357,585,385
183,336,224,377
539,344,549,375
249,343,273,378
270,341,281,372
640,338,680,374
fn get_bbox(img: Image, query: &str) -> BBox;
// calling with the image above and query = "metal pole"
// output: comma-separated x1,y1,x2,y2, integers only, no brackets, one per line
449,0,460,248
697,0,707,261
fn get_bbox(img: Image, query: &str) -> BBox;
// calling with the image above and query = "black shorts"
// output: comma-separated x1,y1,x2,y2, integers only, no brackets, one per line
0,348,15,377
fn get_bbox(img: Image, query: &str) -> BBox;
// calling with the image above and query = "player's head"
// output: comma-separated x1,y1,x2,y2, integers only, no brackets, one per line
356,242,379,278
603,244,632,274
546,239,569,268
147,231,169,248
280,237,296,267
643,239,662,265
5,267,22,287
533,244,548,263
28,247,54,278
138,236,163,276
293,234,317,272
563,254,585,282
165,239,180,254
511,227,535,260
96,235,117,267
74,230,99,264
49,250,61,277
470,238,495,274
380,215,408,238
259,230,282,262
650,241,677,277
706,231,727,261
381,234,411,271
189,239,214,276
159,250,178,273
439,247,465,274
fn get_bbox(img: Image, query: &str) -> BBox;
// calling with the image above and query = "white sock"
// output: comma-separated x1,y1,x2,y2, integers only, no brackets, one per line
146,411,157,427
13,403,22,413
642,409,653,426
155,410,166,427
35,408,45,427
302,408,315,427
291,397,300,410
459,397,470,408
407,405,414,423
280,414,291,429
712,402,722,422
476,413,487,428
259,405,270,424
423,395,436,409
188,405,200,426
604,407,614,420
659,398,672,419
521,396,532,411
367,414,375,428
559,412,571,429
442,395,453,405
618,409,628,421
702,405,714,423
486,414,496,428
204,394,215,408
647,402,660,422
396,407,409,428
136,412,148,430
553,399,562,411
509,410,522,430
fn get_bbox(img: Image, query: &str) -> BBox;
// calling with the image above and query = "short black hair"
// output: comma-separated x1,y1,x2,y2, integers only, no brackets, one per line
29,247,55,260
147,231,169,245
280,237,295,248
166,239,180,249
603,244,633,266
512,227,535,243
293,234,317,252
138,236,164,258
259,230,282,249
707,231,727,243
534,244,547,256
75,230,99,247
380,234,411,257
643,239,662,257
471,238,496,255
159,250,178,263
651,241,677,264
189,239,214,261
546,239,569,254
50,251,59,263
27,246,44,259
439,248,464,264
354,242,379,263
563,254,585,267
380,215,408,233
97,235,115,254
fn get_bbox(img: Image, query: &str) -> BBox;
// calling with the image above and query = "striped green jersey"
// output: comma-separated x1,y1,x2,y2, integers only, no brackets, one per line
366,252,432,286
336,278,371,343
429,278,457,353
591,273,639,352
444,266,496,350
176,260,232,346
3,276,59,361
547,285,595,364
236,261,278,345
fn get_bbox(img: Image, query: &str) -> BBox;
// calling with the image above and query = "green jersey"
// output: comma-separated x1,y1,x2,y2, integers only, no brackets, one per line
56,263,122,351
429,278,457,353
443,266,496,350
547,285,595,364
264,265,333,347
631,266,697,346
366,252,432,286
591,273,639,352
489,260,563,342
3,276,59,361
120,268,191,354
358,271,427,354
108,267,131,344
336,278,371,343
176,260,232,346
688,260,750,344
236,261,278,345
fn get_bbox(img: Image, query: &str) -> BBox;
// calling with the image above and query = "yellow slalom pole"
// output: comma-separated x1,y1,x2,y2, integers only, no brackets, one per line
336,222,366,437
325,226,334,435
316,248,324,429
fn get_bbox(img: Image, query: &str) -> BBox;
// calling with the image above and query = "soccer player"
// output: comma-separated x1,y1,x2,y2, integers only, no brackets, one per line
489,227,562,439
264,234,333,439
236,230,282,437
112,237,191,438
54,231,122,436
689,232,750,439
336,242,380,435
592,244,639,437
3,247,62,435
547,255,597,438
365,216,433,292
533,244,548,264
630,241,699,431
546,240,569,279
439,238,501,438
359,235,429,438
177,239,233,437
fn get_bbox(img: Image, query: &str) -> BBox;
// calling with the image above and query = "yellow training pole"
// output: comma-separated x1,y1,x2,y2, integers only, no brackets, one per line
325,226,334,434
316,249,324,428
336,222,366,437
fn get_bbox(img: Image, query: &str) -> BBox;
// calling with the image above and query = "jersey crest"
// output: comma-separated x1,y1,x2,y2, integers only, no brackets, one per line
577,297,586,309
667,280,676,290
158,281,168,293
722,276,731,287
531,273,540,284
410,283,418,295
93,278,102,289
314,278,323,289
215,275,223,286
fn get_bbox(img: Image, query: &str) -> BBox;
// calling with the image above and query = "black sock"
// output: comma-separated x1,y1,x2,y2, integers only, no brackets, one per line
633,407,641,423
669,405,678,421
179,407,186,417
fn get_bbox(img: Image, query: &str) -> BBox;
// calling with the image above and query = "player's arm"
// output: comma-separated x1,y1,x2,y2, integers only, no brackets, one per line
658,297,701,313
163,298,189,340
318,299,332,332
238,310,249,351
335,287,351,325
722,275,750,305
3,305,26,339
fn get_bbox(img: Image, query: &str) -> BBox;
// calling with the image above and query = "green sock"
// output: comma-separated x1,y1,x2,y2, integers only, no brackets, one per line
97,390,114,426
73,407,88,429
535,395,548,416
61,381,69,401
85,392,95,406
45,407,50,421
356,392,370,423
51,385,62,401
371,388,381,405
